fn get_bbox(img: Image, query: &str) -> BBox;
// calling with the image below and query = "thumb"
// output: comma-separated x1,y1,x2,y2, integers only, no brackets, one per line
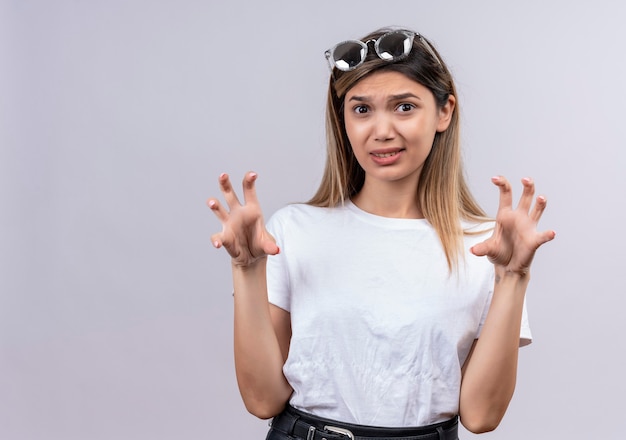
262,239,280,256
261,230,279,256
470,240,490,257
536,229,557,247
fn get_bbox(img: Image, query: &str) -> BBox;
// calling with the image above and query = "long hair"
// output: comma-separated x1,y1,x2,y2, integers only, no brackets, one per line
308,27,489,271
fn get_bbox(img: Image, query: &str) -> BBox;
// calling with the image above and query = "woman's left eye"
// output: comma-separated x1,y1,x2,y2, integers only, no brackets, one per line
397,103,415,112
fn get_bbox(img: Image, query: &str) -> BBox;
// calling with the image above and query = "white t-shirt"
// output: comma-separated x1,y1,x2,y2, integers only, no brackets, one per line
266,201,531,427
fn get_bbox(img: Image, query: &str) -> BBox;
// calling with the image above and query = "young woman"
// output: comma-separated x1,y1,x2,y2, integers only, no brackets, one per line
208,27,555,440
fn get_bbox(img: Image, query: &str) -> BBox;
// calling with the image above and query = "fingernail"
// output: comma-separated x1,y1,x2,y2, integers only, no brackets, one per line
250,172,257,179
219,173,227,179
213,240,220,248
208,200,216,208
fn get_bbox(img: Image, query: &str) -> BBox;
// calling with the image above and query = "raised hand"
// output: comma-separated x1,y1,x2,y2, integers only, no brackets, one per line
207,172,279,267
470,176,556,275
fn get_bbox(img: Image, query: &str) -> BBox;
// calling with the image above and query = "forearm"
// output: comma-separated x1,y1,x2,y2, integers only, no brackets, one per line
459,269,530,433
232,260,293,419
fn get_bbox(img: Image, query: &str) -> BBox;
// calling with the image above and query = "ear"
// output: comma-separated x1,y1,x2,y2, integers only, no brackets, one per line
436,95,456,132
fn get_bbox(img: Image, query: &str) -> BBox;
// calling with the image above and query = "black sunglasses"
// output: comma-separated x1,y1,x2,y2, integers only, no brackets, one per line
324,30,442,72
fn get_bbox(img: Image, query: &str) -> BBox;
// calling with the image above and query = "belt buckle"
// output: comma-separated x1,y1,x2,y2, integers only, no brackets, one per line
324,425,355,440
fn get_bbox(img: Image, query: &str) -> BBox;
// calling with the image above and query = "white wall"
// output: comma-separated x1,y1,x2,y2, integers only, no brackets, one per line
2,0,625,438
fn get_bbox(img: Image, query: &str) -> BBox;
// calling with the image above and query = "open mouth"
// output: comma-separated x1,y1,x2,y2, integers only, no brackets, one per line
371,148,405,158
372,151,400,158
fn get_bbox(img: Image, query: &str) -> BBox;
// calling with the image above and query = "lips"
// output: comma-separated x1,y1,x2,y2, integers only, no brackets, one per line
369,148,405,165
372,151,399,158
370,147,404,156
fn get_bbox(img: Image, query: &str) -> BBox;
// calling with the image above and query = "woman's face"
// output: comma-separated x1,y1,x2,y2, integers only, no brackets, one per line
343,70,454,189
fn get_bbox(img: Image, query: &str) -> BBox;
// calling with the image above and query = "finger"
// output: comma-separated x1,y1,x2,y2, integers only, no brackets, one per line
241,171,260,205
470,239,491,257
492,175,513,211
218,173,242,208
210,232,224,249
206,198,229,223
261,229,280,255
535,229,556,247
262,240,280,256
530,195,547,222
517,177,535,213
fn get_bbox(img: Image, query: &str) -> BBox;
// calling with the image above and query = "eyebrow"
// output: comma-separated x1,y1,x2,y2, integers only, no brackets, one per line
348,93,422,102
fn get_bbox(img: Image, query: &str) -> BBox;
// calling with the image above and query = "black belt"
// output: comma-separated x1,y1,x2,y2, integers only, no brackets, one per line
270,405,458,440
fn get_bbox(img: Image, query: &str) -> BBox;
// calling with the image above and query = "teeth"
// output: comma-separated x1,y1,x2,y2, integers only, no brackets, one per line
373,152,398,158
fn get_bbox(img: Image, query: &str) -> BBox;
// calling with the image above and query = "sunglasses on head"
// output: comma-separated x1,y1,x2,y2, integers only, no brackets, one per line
324,30,442,72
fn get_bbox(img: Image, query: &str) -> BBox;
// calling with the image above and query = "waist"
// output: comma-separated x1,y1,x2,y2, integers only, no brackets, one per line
271,405,458,440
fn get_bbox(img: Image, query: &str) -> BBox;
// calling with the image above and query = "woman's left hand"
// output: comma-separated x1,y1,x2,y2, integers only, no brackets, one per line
470,176,556,275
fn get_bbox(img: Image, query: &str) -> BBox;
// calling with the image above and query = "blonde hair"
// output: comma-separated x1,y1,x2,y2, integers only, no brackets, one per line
308,28,489,271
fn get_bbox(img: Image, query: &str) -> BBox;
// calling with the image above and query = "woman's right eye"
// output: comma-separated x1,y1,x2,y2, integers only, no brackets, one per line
353,105,369,114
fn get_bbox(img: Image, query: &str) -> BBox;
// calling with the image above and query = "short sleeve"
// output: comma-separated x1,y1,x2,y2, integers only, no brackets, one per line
519,298,532,346
476,271,533,347
265,212,291,312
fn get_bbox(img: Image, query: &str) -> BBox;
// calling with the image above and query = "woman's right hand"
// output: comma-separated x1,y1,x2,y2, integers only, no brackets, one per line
207,172,279,267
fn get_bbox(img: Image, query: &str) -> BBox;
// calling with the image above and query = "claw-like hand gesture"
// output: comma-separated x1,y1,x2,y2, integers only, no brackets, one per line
207,172,279,267
471,176,556,275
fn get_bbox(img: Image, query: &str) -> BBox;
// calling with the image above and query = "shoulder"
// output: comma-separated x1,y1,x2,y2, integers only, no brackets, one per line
268,203,331,223
459,219,495,277
462,219,495,246
266,203,341,233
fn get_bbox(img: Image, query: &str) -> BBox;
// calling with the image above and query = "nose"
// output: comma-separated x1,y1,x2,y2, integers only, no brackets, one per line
373,113,395,142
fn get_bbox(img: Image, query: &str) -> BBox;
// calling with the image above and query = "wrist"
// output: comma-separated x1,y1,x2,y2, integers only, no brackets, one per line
494,265,531,283
231,257,268,299
232,256,267,273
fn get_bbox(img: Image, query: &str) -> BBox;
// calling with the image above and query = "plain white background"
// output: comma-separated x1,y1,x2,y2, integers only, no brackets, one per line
1,0,625,439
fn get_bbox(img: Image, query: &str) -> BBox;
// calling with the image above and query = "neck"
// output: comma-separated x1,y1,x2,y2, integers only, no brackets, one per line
351,178,423,219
